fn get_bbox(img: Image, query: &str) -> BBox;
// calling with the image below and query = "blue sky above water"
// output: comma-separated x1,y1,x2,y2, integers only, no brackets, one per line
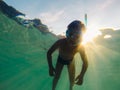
4,0,120,34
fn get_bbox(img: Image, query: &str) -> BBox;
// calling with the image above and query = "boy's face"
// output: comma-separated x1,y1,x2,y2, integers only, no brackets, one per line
67,29,83,43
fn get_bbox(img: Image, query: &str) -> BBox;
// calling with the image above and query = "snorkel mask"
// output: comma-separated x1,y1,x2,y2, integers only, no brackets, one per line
66,29,82,46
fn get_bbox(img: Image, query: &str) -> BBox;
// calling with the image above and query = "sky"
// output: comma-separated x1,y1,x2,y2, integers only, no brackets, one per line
4,0,120,35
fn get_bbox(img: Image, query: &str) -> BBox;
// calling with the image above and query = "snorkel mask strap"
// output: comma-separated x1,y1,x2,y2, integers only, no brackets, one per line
66,29,70,38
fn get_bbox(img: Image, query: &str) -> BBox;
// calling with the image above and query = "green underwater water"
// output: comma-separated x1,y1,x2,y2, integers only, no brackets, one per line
0,12,120,90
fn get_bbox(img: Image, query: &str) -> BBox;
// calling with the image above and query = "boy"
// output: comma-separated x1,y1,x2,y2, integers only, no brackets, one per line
47,20,88,90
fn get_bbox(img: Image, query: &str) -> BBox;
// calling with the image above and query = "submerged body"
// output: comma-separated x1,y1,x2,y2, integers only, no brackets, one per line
47,20,88,90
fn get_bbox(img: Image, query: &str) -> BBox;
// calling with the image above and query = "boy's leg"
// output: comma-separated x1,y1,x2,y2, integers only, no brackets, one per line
67,61,75,90
52,61,64,90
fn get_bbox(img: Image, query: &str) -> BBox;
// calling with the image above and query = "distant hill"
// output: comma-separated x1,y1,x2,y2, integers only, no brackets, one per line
0,0,25,17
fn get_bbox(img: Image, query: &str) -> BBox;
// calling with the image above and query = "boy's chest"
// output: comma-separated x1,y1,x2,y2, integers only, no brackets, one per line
59,43,79,54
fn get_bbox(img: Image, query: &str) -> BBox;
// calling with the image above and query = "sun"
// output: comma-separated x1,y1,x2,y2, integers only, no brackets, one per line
82,24,102,45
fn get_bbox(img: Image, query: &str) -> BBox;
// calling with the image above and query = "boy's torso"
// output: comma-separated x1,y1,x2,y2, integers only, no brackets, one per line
58,38,81,60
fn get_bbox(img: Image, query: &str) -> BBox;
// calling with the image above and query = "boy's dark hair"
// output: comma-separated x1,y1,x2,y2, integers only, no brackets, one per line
67,20,86,32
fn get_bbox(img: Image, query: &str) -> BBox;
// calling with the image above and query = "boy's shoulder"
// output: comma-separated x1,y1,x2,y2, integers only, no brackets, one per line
55,38,67,46
56,38,66,43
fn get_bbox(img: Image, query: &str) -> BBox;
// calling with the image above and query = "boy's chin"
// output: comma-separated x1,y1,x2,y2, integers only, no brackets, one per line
71,40,79,43
67,38,81,43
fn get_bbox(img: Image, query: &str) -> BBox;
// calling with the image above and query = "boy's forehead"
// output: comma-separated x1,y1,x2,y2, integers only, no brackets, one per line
70,29,81,33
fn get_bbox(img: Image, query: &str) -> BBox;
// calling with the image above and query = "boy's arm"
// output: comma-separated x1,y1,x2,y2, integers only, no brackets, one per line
47,40,60,76
79,45,88,78
75,45,88,85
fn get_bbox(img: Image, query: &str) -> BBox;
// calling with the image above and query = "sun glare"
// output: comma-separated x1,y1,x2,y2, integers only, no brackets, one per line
82,25,102,45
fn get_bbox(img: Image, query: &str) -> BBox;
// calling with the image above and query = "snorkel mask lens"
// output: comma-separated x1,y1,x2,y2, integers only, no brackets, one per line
66,29,82,39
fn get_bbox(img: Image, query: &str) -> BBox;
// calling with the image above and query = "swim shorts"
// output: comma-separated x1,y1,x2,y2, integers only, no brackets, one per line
57,55,72,65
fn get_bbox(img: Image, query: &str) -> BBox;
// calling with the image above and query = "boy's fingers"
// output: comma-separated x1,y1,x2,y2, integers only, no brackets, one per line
75,81,82,85
75,76,79,81
75,82,79,85
75,81,80,85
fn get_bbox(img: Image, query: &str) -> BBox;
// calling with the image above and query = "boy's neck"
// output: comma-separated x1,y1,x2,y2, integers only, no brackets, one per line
66,38,80,47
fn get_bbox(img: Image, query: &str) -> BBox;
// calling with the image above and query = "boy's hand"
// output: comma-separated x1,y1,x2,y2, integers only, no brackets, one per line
49,66,56,76
75,75,83,85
